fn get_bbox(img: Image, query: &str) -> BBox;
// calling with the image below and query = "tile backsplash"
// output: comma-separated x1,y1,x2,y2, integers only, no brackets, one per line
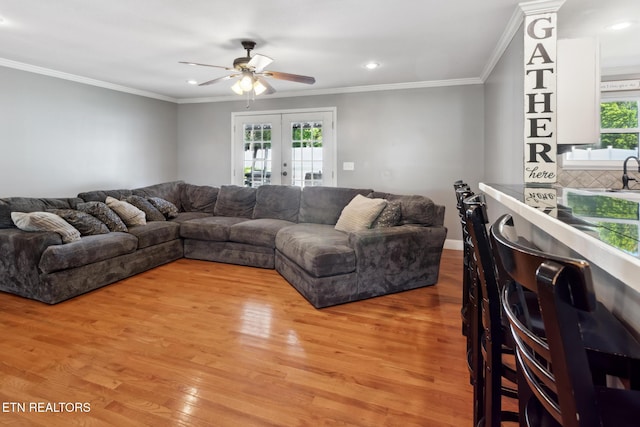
557,169,640,189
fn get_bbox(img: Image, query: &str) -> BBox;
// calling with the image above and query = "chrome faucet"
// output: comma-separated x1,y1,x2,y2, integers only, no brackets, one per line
622,155,640,189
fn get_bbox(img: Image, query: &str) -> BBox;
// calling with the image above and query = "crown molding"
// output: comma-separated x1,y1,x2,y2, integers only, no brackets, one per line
0,57,178,103
480,5,525,82
519,0,566,15
176,78,483,104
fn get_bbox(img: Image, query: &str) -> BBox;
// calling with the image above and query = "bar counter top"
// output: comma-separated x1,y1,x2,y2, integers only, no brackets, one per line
480,183,640,294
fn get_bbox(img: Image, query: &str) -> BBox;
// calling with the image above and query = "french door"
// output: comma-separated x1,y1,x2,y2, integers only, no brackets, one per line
232,109,335,187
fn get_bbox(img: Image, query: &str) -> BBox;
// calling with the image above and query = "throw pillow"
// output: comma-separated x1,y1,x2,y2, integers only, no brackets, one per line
335,195,387,233
77,201,128,232
47,209,110,236
371,200,402,228
11,211,81,243
148,197,179,219
105,196,146,226
123,195,166,222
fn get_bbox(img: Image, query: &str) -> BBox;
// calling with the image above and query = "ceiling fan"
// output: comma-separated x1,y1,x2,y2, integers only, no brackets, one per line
180,40,316,96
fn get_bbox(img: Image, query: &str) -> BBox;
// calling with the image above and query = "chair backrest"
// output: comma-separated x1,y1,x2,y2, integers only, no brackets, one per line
463,194,502,346
453,181,474,251
453,181,476,338
491,214,601,427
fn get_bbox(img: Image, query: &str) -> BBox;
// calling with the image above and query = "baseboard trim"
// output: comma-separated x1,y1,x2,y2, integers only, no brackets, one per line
444,239,463,251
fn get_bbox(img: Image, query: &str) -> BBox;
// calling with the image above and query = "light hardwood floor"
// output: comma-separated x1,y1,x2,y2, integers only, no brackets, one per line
0,249,471,426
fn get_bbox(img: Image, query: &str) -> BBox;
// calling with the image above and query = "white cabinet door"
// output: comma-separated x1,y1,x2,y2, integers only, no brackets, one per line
557,37,601,146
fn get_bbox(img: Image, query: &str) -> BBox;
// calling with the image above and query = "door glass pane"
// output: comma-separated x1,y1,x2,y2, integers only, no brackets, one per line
243,123,272,187
290,121,323,187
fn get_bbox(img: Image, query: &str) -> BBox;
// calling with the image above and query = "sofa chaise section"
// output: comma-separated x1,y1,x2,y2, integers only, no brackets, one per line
274,187,447,308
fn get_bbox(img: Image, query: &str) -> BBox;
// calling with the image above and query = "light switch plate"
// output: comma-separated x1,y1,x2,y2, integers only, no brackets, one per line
343,162,355,171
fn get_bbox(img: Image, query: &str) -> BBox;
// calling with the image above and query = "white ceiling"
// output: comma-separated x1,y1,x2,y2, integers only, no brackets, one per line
0,0,638,102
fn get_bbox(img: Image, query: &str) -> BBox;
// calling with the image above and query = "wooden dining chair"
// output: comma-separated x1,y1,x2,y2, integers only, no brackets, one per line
492,214,640,426
453,181,484,425
463,194,520,426
453,180,475,340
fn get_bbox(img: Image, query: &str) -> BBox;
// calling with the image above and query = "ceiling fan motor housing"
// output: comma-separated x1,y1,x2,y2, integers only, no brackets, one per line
234,40,257,70
233,57,250,70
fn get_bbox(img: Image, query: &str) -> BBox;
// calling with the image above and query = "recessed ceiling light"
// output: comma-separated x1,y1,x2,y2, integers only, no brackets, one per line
186,80,198,85
364,62,380,70
607,21,633,31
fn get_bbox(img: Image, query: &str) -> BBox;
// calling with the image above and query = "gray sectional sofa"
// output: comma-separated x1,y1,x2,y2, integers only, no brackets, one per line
0,181,447,308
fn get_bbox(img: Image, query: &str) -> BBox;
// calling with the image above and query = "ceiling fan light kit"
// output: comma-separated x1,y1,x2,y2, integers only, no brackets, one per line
181,40,315,103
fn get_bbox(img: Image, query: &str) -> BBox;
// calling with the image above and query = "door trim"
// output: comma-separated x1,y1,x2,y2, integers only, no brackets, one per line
231,107,337,185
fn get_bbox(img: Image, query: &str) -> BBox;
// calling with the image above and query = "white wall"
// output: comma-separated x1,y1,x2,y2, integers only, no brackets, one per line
0,66,178,197
178,85,485,241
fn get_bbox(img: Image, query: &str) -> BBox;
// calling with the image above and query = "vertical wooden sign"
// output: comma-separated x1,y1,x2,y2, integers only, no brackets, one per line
524,12,557,184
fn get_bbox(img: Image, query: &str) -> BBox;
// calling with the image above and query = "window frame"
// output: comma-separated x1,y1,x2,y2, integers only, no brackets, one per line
561,90,640,170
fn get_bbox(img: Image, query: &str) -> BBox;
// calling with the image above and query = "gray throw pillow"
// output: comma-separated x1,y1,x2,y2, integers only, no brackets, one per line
371,200,402,228
123,195,166,222
77,201,128,232
48,209,110,236
148,197,179,219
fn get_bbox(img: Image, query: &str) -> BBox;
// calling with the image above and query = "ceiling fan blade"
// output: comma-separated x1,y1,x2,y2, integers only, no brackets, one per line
247,54,273,72
256,76,276,95
198,74,238,86
179,61,234,71
263,71,315,85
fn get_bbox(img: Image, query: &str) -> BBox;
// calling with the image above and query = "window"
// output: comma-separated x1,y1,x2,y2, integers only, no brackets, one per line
564,95,640,166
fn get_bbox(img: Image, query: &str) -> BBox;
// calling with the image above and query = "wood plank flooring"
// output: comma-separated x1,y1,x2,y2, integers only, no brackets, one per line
0,250,471,426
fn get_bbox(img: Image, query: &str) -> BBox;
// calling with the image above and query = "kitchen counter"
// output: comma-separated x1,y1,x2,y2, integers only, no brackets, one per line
480,183,640,335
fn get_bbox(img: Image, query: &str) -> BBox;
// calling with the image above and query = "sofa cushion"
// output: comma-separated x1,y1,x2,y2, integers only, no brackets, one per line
148,197,179,219
0,197,77,229
252,185,301,222
127,222,181,249
47,209,110,236
229,218,296,248
214,186,256,218
77,188,133,203
298,186,373,225
170,211,212,223
275,223,356,277
335,195,387,232
76,201,128,232
180,184,219,214
180,216,249,241
386,194,437,226
39,232,138,274
123,195,166,222
11,211,81,244
132,181,184,210
105,197,146,226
